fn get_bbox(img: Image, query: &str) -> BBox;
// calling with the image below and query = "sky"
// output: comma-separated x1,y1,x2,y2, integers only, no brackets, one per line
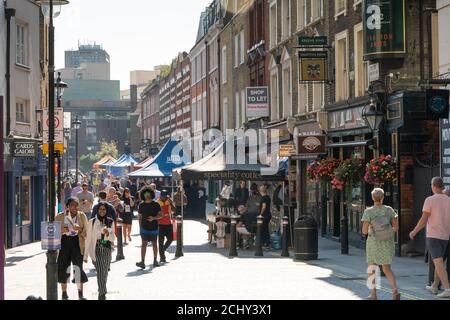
54,0,213,90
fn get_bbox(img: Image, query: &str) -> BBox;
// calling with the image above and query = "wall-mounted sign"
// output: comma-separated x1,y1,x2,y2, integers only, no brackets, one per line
298,36,328,47
279,143,296,157
41,222,61,250
296,135,327,159
246,87,269,118
13,141,37,158
368,63,380,82
363,0,406,60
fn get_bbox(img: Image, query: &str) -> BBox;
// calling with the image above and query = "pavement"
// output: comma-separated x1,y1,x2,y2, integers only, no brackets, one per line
3,203,444,300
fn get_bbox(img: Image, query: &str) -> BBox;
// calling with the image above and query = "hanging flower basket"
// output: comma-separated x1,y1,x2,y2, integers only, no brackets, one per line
331,157,365,190
364,155,397,186
307,158,340,184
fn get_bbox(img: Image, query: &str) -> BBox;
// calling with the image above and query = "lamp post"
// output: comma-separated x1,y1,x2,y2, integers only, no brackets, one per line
35,0,70,301
55,73,67,210
362,98,385,152
72,117,81,184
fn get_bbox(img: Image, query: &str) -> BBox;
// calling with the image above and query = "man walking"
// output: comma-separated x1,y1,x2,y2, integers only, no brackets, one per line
77,183,95,219
150,183,161,200
410,177,450,298
71,182,82,198
156,190,176,263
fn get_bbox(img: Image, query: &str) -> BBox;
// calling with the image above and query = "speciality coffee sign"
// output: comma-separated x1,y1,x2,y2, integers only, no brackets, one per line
13,141,37,158
363,0,406,60
297,135,326,159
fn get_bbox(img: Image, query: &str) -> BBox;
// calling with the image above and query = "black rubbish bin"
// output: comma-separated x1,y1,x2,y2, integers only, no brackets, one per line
294,215,318,261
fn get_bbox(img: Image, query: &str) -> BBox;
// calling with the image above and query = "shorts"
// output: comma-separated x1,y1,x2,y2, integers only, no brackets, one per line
140,229,158,242
426,238,449,260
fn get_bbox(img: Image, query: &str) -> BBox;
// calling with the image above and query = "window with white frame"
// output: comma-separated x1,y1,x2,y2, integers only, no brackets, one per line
282,63,292,118
191,59,197,85
234,34,239,68
241,89,246,125
16,23,27,66
270,2,277,48
311,0,323,21
354,23,368,97
335,30,349,101
235,92,240,128
222,46,227,83
297,0,306,30
191,99,197,130
202,93,207,130
298,83,308,114
223,97,229,130
312,83,324,111
16,99,29,123
281,0,291,40
353,0,362,10
335,0,347,19
270,72,279,121
240,29,245,64
202,50,206,78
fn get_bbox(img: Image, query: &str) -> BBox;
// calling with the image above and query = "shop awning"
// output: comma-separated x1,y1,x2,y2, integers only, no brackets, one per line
129,139,191,178
173,140,286,182
109,154,139,176
133,155,154,170
92,155,117,170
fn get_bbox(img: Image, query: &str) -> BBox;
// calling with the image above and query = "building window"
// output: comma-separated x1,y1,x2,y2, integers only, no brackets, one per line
313,83,324,111
270,72,279,121
202,93,207,130
222,46,227,83
297,0,306,30
353,0,362,10
335,30,349,101
234,34,239,68
335,0,347,19
240,29,245,64
202,50,206,78
223,97,229,130
235,92,240,129
281,0,291,40
16,99,29,123
311,0,323,21
354,23,368,97
270,2,277,48
298,83,308,114
16,23,27,66
282,63,292,118
241,89,246,125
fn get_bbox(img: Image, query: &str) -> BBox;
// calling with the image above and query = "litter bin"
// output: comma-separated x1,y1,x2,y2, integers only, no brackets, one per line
294,215,318,261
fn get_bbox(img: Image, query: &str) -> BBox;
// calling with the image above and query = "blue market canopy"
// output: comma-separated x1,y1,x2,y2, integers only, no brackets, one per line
173,141,286,181
129,139,191,178
109,154,139,176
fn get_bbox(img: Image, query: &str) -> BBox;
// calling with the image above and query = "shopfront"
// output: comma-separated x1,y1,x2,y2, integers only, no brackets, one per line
5,138,47,248
325,99,374,248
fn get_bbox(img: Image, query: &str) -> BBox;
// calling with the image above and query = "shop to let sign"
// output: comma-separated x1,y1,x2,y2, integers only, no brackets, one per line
364,0,406,59
246,87,269,118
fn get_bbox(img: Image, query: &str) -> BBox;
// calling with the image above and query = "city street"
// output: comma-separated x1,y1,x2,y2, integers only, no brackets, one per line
5,213,439,301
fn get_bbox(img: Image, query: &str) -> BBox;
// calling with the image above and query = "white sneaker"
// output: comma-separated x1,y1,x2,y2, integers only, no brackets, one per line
426,285,438,295
437,289,450,299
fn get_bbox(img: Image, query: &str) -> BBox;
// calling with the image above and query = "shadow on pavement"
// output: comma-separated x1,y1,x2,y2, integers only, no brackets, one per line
5,252,45,267
125,269,153,277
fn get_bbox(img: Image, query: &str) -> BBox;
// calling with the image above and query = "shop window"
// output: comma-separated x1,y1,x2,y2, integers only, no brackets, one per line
15,177,31,226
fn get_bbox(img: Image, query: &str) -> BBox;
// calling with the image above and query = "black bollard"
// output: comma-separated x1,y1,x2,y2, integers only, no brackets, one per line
281,216,289,257
255,215,263,257
229,215,238,257
175,215,184,257
115,218,125,261
340,215,349,255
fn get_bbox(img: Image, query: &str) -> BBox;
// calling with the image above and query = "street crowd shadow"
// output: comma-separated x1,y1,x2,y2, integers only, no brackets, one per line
5,252,45,267
125,269,152,277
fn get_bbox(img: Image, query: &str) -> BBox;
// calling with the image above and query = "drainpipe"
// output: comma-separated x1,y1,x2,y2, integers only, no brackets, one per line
5,7,15,136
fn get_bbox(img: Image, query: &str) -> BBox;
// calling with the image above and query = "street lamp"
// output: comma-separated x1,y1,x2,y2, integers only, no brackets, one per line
72,117,81,184
35,0,69,301
362,98,385,151
55,73,67,212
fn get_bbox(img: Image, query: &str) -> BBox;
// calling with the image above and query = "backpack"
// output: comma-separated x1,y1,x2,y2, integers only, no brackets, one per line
370,207,394,241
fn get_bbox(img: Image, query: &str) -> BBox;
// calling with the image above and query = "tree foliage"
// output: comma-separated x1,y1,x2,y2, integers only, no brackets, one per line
96,140,118,159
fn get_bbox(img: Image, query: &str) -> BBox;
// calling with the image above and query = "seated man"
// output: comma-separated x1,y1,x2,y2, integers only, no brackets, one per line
237,205,257,249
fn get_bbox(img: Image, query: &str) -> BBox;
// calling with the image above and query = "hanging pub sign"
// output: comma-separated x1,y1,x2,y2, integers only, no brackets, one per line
426,89,450,120
295,135,327,160
298,36,328,47
363,0,406,60
298,51,328,83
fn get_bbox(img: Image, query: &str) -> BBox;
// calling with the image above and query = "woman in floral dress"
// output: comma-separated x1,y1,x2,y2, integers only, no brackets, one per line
361,188,400,300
